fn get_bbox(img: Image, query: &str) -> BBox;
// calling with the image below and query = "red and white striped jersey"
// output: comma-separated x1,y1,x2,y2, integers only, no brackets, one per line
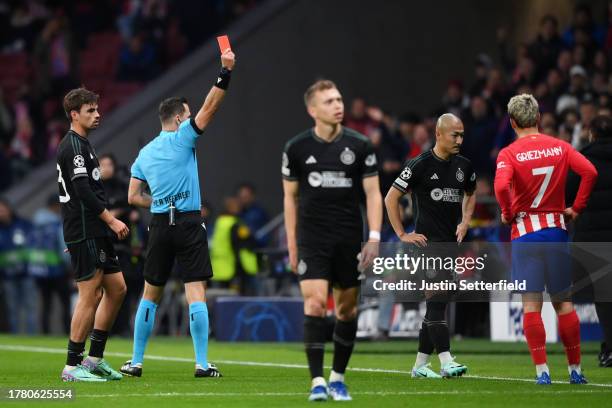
494,133,597,240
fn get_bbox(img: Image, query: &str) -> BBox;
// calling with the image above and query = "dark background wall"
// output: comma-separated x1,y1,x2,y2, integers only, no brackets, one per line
12,0,596,217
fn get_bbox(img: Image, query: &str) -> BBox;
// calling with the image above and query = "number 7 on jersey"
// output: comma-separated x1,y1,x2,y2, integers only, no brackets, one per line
530,166,554,208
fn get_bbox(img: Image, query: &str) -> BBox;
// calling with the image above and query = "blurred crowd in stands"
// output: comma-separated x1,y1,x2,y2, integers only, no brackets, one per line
0,0,258,191
1,3,611,336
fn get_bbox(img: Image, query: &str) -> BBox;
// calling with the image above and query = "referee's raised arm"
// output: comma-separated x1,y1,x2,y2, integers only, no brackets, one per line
193,49,236,132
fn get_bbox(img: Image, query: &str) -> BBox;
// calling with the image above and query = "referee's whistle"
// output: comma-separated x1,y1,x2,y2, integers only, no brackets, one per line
169,202,176,226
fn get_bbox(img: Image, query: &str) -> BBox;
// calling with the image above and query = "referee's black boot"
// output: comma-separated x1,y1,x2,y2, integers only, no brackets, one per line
120,360,142,377
194,363,222,378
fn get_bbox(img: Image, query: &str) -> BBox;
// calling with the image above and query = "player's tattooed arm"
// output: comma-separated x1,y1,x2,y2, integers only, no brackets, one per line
128,177,153,209
456,191,475,243
283,179,299,273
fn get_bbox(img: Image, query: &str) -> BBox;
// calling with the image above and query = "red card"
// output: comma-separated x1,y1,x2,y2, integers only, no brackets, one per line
216,35,231,53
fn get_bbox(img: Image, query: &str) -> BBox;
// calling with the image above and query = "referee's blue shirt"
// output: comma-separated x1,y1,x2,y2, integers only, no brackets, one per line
131,118,204,213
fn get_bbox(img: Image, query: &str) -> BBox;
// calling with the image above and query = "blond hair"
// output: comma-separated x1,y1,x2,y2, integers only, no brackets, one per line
303,79,337,106
507,94,539,128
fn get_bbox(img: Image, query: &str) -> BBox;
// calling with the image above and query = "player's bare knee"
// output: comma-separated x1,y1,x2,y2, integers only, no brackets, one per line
304,297,327,317
336,305,357,321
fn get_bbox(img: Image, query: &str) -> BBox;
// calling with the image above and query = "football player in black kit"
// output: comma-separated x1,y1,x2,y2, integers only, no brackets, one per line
282,80,382,401
385,113,476,379
57,88,129,382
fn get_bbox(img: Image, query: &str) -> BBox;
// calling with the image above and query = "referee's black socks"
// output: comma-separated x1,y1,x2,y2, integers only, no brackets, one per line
304,315,327,379
332,318,358,375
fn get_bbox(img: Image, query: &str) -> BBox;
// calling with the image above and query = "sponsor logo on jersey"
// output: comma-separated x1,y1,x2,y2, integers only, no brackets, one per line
400,167,412,180
515,146,563,162
430,188,462,203
497,161,506,169
92,167,101,181
456,167,464,182
73,155,85,167
430,173,439,180
99,249,106,263
365,153,377,166
470,172,476,182
308,171,352,188
305,155,317,164
340,147,356,165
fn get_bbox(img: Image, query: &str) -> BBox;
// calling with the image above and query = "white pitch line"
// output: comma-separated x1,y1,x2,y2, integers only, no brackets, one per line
1,344,611,388
77,390,611,398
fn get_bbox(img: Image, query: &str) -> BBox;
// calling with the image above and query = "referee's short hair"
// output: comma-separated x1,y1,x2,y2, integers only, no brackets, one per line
304,79,337,107
63,88,99,120
507,94,539,129
159,97,188,123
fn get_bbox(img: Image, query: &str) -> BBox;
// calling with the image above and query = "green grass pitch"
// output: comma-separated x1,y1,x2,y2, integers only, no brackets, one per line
0,335,611,407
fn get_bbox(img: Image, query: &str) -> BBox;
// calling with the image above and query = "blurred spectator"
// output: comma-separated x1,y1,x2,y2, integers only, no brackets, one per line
32,14,77,99
529,15,563,81
236,183,270,248
28,194,71,334
0,197,36,333
345,97,379,137
407,124,432,159
562,3,605,49
462,95,498,177
210,197,259,296
438,80,468,118
118,33,158,81
573,98,597,148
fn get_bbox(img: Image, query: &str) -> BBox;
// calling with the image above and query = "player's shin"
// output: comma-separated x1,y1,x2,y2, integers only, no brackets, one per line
558,310,582,373
331,318,357,382
132,299,158,365
189,301,209,368
304,315,327,380
523,311,549,374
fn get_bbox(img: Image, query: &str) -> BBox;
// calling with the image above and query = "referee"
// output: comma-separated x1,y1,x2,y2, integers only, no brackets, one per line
385,113,476,379
282,79,382,401
120,49,235,378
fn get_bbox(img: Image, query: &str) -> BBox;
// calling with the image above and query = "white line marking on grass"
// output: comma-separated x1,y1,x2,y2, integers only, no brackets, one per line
1,344,611,388
77,390,611,398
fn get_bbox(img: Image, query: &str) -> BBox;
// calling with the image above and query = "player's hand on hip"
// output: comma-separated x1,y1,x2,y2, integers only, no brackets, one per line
563,207,578,223
400,232,427,247
359,240,380,270
221,50,235,70
456,222,468,243
109,218,130,240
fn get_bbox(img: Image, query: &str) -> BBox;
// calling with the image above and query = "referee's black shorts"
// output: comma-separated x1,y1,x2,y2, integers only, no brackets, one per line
144,212,213,286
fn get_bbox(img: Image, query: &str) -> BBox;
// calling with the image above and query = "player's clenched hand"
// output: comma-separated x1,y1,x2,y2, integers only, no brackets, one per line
109,218,129,240
500,214,510,225
400,232,427,247
359,240,380,270
563,207,578,223
456,222,468,243
221,50,235,70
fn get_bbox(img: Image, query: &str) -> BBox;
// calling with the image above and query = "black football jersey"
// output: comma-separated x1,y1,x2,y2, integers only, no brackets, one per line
282,127,378,244
392,150,476,242
56,130,109,243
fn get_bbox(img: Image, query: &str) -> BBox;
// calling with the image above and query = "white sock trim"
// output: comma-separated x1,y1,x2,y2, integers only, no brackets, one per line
311,376,327,389
414,352,430,368
439,351,453,365
536,363,549,376
569,364,581,375
329,370,344,383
